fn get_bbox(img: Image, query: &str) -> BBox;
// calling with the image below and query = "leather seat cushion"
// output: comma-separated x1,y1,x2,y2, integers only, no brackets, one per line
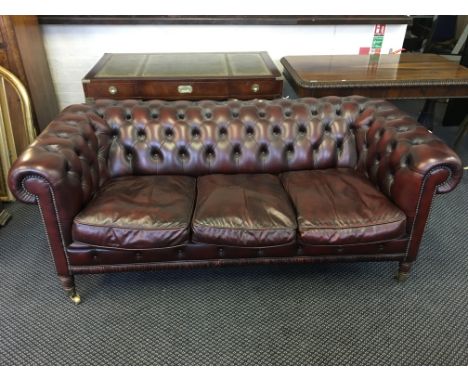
72,175,196,249
280,169,406,245
192,174,297,246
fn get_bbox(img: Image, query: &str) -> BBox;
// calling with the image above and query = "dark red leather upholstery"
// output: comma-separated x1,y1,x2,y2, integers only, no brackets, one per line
72,175,196,249
353,99,462,225
192,174,296,246
7,97,463,292
34,97,360,184
280,169,407,244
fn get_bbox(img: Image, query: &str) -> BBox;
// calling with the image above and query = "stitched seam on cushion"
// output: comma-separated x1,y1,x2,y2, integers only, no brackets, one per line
298,237,408,246
193,224,297,231
68,238,189,251
69,239,296,251
300,218,406,230
73,220,188,230
185,179,198,240
68,242,188,251
190,239,297,247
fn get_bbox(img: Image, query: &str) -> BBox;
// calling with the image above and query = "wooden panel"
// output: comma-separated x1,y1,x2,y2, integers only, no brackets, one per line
0,16,28,85
281,53,468,99
38,15,412,25
0,16,36,160
290,80,468,99
0,51,8,67
11,16,59,130
0,14,58,204
0,16,59,132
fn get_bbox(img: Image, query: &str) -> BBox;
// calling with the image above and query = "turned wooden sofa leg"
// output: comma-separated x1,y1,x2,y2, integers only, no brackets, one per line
395,261,413,282
58,275,81,305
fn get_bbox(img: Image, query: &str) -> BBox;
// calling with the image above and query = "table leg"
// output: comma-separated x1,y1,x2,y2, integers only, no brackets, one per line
417,99,437,130
453,115,468,149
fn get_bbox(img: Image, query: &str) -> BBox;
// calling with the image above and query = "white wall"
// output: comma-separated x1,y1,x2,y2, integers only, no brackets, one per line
42,24,407,109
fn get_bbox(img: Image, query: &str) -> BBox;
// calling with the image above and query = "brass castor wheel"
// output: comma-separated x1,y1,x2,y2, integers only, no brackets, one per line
395,261,412,282
59,275,81,304
66,289,81,305
70,293,81,305
395,271,410,282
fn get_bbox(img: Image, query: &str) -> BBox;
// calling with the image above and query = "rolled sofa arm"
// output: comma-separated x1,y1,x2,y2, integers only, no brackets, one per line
8,106,104,251
353,99,463,223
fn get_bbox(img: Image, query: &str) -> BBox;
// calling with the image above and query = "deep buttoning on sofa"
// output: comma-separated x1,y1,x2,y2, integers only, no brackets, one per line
8,96,463,304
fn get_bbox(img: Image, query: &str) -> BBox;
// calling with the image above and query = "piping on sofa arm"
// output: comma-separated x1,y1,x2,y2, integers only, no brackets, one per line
7,107,107,273
350,101,463,265
353,100,463,222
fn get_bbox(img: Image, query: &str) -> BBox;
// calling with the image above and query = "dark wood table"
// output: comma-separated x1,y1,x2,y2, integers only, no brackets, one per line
83,52,283,101
281,53,468,128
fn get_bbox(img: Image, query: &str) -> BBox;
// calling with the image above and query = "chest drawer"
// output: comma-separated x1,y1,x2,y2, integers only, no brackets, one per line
83,81,138,99
84,80,230,100
84,79,283,100
229,79,282,98
140,80,229,99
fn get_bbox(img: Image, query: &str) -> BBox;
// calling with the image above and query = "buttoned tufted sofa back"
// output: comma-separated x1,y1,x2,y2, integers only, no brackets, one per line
68,97,363,184
10,96,462,214
8,95,462,263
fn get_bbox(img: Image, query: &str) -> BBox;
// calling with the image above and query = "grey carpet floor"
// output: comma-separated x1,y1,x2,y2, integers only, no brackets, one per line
0,173,467,365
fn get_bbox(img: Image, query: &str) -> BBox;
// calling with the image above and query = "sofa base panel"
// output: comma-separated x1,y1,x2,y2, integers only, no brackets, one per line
66,239,409,267
68,253,406,275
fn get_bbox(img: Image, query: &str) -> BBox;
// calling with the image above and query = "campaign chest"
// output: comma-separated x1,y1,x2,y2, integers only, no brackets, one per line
82,52,283,101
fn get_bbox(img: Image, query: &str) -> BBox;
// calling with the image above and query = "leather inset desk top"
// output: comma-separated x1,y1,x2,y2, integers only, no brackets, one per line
94,52,272,78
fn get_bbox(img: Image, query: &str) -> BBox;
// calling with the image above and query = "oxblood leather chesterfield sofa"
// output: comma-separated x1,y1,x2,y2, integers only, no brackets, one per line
8,97,462,304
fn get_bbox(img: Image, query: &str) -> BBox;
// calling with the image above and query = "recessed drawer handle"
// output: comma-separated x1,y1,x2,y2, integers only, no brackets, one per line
251,83,260,93
108,86,118,95
178,85,193,94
